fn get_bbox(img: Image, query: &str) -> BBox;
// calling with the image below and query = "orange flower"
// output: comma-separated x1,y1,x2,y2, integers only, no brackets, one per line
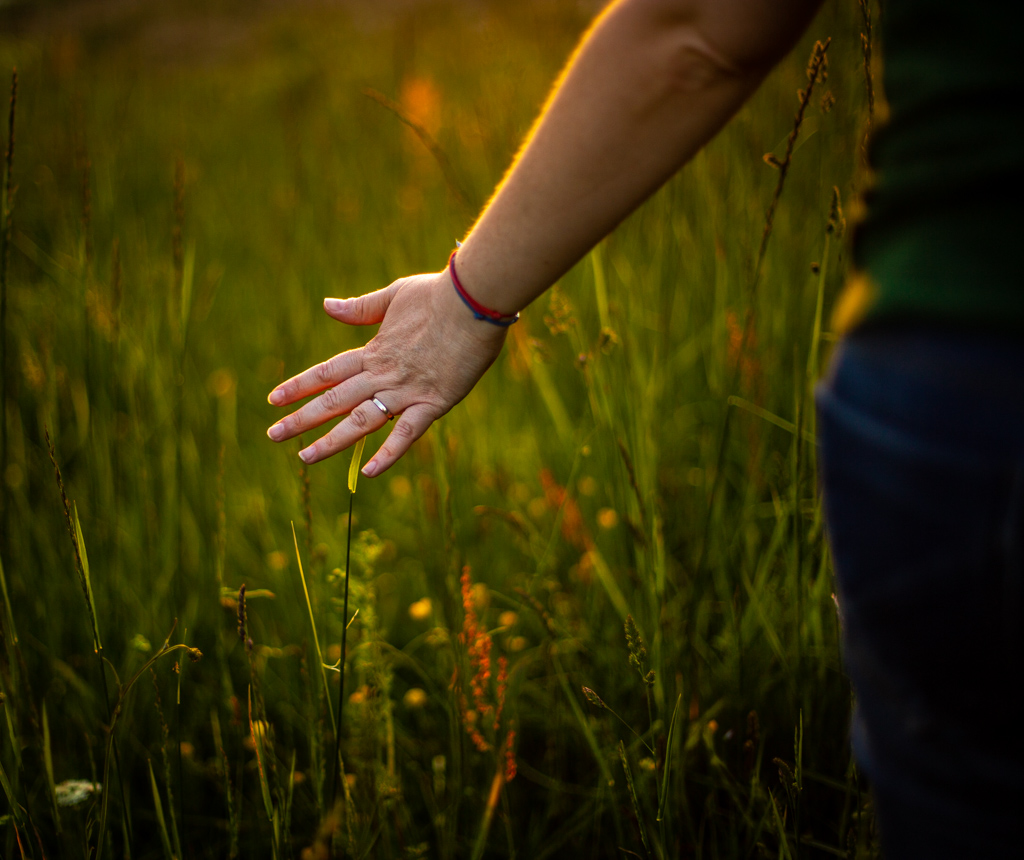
493,656,509,731
504,728,517,782
457,567,515,755
725,309,762,397
540,469,591,552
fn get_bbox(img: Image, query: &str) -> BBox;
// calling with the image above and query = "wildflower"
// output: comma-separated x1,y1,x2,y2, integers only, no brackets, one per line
543,285,575,335
540,469,591,551
408,597,432,621
55,779,101,808
403,688,428,709
389,475,412,499
504,728,517,782
493,657,509,730
130,633,152,653
725,310,762,397
400,76,441,137
456,567,517,753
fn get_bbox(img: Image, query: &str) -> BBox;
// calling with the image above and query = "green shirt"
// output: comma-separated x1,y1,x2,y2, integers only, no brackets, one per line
852,0,1024,332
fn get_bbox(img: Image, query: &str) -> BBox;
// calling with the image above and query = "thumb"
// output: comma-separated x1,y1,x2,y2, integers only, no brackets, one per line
324,280,401,325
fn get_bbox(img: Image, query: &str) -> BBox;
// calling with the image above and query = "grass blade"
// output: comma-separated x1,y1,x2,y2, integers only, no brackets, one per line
656,693,682,823
248,686,275,824
72,501,102,652
769,790,793,860
470,765,505,860
41,702,61,834
292,522,334,736
0,553,17,644
147,758,175,860
347,436,366,494
0,750,23,827
618,740,652,860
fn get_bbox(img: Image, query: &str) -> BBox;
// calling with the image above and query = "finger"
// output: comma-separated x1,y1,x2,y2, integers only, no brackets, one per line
323,280,402,326
298,399,391,465
360,404,436,478
268,373,377,443
268,349,364,407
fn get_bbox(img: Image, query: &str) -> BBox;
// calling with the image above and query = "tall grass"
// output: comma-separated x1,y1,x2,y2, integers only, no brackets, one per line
0,1,879,857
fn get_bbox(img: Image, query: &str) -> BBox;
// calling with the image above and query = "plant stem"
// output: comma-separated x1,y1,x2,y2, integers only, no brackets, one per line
331,490,355,848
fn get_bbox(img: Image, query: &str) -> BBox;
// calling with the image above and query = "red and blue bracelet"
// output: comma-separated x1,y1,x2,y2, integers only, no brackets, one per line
448,250,520,327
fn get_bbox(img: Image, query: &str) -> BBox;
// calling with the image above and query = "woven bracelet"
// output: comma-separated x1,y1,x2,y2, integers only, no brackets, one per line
448,251,520,327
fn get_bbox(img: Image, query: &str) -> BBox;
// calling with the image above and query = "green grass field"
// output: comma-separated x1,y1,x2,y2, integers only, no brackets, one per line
0,1,879,856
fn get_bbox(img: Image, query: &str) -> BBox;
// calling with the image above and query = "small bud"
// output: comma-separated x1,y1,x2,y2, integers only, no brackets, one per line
582,687,607,709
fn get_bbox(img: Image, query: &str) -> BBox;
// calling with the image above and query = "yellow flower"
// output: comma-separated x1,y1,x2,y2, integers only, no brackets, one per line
403,688,428,709
409,598,432,621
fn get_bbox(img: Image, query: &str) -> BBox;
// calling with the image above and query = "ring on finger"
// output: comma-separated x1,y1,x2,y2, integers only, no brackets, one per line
371,395,395,421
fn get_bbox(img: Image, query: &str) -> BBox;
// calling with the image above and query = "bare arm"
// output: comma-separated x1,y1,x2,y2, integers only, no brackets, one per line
458,0,823,313
267,0,822,474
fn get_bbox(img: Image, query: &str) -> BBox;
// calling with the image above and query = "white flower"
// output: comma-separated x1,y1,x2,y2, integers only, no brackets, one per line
55,779,101,808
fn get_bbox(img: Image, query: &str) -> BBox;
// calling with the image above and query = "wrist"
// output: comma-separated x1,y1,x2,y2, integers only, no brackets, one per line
449,250,520,327
434,266,510,350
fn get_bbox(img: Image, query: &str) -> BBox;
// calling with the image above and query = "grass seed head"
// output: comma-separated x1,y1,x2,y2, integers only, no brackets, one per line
624,614,647,672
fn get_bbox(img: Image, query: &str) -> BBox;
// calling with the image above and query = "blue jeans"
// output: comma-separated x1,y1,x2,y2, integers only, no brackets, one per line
816,327,1024,858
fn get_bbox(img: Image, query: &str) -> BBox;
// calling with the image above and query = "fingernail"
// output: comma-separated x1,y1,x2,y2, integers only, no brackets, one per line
324,298,347,313
299,447,315,464
268,389,285,406
361,460,378,478
267,423,285,441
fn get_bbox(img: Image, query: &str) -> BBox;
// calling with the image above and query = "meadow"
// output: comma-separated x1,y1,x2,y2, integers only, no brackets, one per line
0,0,878,857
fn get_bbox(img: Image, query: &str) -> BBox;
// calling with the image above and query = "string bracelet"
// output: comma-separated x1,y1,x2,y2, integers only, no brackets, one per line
448,250,520,327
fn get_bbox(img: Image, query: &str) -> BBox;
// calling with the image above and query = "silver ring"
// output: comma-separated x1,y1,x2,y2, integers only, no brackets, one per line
371,396,394,421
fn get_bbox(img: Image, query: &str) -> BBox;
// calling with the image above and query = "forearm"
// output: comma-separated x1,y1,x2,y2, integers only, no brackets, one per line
456,0,820,314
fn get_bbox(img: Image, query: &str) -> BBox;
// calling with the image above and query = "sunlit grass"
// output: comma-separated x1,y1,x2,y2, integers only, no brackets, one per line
0,1,879,857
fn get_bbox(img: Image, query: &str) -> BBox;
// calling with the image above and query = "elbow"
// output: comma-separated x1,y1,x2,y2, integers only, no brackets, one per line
621,0,820,92
660,29,750,95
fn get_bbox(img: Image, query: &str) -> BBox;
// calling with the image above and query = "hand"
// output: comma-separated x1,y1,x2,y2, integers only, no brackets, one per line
266,269,508,477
